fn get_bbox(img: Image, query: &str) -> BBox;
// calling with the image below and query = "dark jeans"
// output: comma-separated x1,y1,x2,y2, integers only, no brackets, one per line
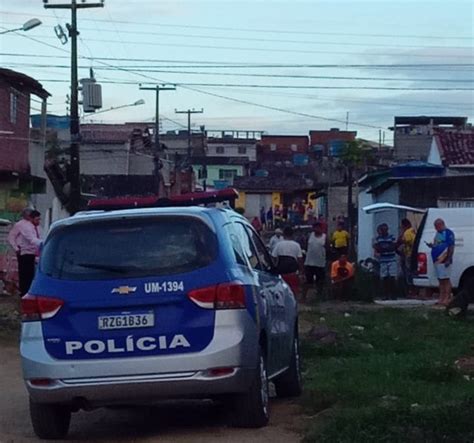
331,277,354,300
18,254,36,296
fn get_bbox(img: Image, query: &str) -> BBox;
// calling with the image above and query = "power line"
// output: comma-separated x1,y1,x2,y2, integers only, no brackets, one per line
7,62,472,83
2,53,473,71
7,30,465,132
1,10,472,40
13,33,473,59
5,20,472,50
33,78,474,91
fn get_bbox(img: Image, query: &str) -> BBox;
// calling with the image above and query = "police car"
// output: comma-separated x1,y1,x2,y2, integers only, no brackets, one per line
21,197,301,439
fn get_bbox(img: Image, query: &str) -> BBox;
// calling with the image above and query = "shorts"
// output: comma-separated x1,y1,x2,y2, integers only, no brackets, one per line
380,261,397,279
434,263,452,280
305,266,326,285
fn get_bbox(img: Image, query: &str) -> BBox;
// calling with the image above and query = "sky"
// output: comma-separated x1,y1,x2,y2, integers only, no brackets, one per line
1,0,473,144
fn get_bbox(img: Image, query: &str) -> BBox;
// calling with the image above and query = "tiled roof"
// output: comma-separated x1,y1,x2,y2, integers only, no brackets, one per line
436,131,474,165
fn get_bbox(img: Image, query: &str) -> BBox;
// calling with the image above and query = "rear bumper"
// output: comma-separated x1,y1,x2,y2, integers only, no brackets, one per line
26,367,254,406
21,310,259,406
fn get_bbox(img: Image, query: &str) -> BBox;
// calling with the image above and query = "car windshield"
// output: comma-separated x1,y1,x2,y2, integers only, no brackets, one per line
40,216,217,280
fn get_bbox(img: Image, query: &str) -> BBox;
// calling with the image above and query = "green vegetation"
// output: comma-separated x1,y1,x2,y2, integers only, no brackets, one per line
301,308,474,442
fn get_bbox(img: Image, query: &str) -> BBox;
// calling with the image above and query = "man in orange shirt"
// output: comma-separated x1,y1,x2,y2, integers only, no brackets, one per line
330,255,354,299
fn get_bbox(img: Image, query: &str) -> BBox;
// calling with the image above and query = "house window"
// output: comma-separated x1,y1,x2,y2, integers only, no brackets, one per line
219,169,238,180
10,91,18,124
216,146,225,154
238,146,247,154
291,143,298,152
270,143,277,151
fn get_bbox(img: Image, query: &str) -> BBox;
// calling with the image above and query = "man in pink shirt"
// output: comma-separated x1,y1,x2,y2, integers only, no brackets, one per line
8,209,42,296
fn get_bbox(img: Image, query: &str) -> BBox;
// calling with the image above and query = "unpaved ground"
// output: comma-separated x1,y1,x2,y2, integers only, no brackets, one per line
0,343,304,443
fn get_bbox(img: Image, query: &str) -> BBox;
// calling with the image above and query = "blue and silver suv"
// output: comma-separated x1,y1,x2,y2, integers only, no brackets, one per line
21,206,301,439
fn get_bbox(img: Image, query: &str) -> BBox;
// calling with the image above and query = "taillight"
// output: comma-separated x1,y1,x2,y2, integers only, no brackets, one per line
417,253,427,275
188,283,246,309
21,294,64,322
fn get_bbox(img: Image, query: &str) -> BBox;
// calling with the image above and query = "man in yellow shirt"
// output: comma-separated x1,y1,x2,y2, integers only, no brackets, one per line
331,222,350,256
398,218,417,297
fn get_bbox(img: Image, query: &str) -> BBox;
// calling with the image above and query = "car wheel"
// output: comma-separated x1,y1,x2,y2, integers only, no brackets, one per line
30,399,71,440
231,348,269,428
274,332,303,398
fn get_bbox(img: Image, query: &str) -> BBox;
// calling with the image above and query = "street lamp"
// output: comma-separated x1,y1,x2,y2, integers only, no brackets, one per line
0,18,42,35
81,99,146,118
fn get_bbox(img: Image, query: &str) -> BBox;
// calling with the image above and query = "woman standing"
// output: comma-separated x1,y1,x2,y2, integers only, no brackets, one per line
303,222,328,302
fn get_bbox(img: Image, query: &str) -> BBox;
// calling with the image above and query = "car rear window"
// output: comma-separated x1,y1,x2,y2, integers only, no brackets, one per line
40,216,217,280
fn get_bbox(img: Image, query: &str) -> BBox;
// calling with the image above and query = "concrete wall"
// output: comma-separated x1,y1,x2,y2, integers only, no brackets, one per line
207,142,256,161
357,189,375,261
192,164,244,187
427,137,441,165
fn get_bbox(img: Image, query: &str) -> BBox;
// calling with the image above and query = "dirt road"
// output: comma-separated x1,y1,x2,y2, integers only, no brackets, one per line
0,342,304,443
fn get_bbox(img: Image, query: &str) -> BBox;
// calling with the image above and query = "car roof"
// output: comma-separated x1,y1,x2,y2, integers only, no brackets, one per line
50,206,240,230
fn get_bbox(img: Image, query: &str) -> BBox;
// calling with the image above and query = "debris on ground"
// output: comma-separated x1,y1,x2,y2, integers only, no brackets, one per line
308,325,338,344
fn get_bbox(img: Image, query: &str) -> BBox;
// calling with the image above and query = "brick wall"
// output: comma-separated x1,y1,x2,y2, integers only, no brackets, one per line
0,86,30,173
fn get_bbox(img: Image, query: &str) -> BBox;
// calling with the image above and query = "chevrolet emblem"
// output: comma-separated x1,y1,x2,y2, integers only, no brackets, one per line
111,286,137,295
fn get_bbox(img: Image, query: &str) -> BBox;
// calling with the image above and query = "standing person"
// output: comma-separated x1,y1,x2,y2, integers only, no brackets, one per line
260,206,266,231
297,202,305,225
373,223,398,300
427,218,455,306
268,228,284,253
251,216,262,233
266,207,274,230
303,222,327,301
318,215,328,234
306,203,315,225
330,254,355,299
397,218,417,297
282,205,288,224
274,205,282,228
272,226,304,296
8,209,42,296
331,222,350,257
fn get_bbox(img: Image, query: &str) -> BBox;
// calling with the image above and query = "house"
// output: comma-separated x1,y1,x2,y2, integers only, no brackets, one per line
206,130,259,162
0,69,49,219
160,130,207,158
191,156,249,189
309,128,357,156
233,175,318,219
427,130,474,167
258,135,309,162
389,116,469,162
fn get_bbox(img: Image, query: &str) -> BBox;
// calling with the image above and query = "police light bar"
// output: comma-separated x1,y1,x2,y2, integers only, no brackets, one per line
87,188,239,211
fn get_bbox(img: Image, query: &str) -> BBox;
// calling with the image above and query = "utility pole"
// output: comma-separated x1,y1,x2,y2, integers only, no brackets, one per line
44,0,104,214
139,84,176,181
175,108,203,163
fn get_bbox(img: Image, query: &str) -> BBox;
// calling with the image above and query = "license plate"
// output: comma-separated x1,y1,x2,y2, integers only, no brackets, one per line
98,312,154,330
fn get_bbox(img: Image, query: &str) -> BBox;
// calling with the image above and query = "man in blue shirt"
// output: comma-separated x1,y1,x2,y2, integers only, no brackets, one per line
373,223,398,299
427,218,455,306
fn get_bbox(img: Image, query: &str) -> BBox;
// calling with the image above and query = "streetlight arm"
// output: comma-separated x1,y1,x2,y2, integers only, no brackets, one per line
0,27,23,35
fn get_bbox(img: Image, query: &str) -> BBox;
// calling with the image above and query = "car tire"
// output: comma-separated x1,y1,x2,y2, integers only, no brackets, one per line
30,399,71,440
231,348,269,428
274,332,303,398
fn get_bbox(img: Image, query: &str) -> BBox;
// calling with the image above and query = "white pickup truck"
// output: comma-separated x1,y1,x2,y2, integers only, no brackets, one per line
363,204,474,315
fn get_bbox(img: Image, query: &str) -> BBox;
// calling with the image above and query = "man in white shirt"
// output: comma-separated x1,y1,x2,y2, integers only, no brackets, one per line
268,228,284,253
8,209,42,296
303,222,328,301
272,226,303,296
